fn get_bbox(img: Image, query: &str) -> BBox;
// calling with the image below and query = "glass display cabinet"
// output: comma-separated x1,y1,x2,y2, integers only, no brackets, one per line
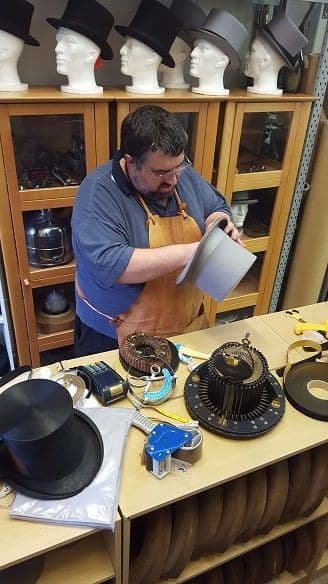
213,94,313,323
0,97,100,365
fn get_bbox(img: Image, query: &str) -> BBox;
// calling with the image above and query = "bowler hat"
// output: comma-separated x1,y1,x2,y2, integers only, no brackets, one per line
176,218,256,302
115,0,182,68
170,0,206,48
189,9,247,70
47,0,114,60
258,12,308,71
0,0,39,46
0,379,103,499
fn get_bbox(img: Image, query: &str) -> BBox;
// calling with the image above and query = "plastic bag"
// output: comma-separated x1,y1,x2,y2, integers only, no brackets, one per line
10,407,133,530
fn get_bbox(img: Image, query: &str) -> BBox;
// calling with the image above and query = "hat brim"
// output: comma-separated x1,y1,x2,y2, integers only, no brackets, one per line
232,199,259,205
256,26,295,71
188,28,240,70
115,26,175,68
0,410,104,499
0,23,39,46
47,18,113,60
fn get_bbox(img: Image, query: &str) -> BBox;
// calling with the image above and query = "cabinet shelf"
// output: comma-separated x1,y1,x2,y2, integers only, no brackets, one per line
37,533,114,584
274,571,307,583
159,499,328,584
217,276,258,311
30,260,76,286
38,329,74,351
234,169,282,191
243,235,269,253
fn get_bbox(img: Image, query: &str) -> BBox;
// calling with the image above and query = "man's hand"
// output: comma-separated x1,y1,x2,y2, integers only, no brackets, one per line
205,212,244,246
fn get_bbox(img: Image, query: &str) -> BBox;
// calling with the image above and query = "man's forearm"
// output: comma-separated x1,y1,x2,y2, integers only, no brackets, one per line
117,242,198,284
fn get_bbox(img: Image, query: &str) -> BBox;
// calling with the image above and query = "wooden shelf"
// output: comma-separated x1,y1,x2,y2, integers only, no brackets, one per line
30,260,76,286
243,235,269,253
158,499,328,583
38,329,74,351
217,276,258,311
234,169,282,191
37,533,114,584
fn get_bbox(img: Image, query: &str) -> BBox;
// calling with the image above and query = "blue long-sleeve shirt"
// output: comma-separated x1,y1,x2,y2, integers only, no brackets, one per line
72,150,231,339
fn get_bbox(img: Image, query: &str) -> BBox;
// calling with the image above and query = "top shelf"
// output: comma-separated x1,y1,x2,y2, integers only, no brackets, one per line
0,87,316,104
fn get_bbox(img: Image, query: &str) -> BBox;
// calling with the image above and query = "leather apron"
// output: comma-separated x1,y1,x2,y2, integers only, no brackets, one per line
76,189,208,345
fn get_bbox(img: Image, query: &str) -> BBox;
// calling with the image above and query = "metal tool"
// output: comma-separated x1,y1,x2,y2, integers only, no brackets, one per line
285,309,306,323
132,410,203,479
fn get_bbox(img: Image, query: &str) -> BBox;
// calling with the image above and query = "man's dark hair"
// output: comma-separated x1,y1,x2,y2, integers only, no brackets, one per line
120,105,187,161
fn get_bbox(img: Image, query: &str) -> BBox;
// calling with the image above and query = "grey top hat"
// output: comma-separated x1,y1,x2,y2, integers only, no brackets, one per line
189,9,248,70
232,191,259,205
170,0,206,47
258,12,308,71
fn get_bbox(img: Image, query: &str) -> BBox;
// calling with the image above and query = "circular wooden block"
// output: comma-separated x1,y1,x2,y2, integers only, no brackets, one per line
193,485,223,556
223,557,245,584
36,307,75,334
243,547,263,584
299,444,328,516
261,538,284,582
280,451,312,522
130,506,172,584
162,497,199,579
287,526,312,574
206,567,224,583
256,460,289,535
238,468,268,542
213,477,248,553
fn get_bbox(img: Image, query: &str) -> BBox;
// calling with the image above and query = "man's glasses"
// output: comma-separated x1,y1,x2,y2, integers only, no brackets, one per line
142,155,192,181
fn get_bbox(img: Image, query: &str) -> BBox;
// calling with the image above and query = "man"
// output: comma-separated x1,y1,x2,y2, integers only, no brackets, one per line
72,105,240,357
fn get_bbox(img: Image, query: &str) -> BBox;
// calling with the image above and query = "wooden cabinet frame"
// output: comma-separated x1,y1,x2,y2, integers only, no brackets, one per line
213,99,312,320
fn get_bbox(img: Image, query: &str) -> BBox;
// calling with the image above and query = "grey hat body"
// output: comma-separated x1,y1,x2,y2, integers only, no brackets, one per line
258,12,308,71
176,219,256,302
170,0,206,47
189,9,247,69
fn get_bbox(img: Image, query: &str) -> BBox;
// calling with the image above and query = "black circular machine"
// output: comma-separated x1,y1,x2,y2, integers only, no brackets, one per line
24,209,73,268
184,335,285,438
119,332,179,376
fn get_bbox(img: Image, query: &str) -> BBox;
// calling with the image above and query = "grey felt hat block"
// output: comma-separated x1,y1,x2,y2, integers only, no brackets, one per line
176,219,256,302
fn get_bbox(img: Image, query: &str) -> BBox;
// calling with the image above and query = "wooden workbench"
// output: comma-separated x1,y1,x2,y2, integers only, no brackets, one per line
0,302,327,584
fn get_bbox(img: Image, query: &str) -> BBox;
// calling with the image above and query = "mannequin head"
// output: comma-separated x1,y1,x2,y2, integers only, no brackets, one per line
0,29,27,91
231,203,249,231
245,36,285,96
55,27,102,94
190,38,229,96
120,36,164,94
159,36,191,89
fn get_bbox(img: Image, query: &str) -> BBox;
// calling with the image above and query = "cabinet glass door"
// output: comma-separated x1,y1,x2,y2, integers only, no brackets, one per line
10,114,86,191
237,111,292,175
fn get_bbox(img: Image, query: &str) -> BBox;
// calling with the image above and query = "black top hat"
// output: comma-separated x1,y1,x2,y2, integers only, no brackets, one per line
47,0,114,60
189,9,248,70
257,12,308,71
170,0,206,48
0,379,103,499
0,0,39,46
115,0,182,68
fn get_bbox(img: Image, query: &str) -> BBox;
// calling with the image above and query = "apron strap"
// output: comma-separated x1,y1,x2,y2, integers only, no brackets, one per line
75,279,123,326
173,188,188,219
136,194,157,226
136,188,190,225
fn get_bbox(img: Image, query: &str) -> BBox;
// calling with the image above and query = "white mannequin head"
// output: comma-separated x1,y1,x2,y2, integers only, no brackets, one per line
245,36,285,96
120,36,164,94
0,29,27,91
55,27,103,94
159,36,191,89
231,202,249,233
190,38,229,96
